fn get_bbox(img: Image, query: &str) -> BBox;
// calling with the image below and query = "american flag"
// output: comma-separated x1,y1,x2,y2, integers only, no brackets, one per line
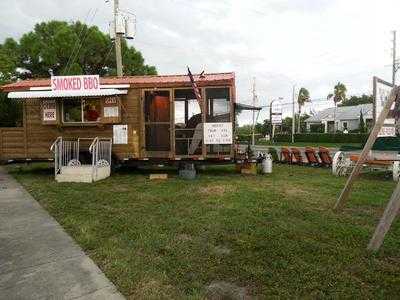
187,67,203,112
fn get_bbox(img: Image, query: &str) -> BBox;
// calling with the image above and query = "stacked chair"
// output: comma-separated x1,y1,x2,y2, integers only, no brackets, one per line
318,147,333,166
277,146,333,167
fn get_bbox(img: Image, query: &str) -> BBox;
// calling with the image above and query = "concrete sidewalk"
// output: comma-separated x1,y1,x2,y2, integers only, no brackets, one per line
0,167,124,300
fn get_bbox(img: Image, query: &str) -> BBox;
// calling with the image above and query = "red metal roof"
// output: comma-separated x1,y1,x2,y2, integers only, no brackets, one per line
1,72,235,91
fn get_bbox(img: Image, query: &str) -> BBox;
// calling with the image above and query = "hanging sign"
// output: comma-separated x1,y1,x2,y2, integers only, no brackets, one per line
271,100,283,125
104,106,119,117
271,114,282,125
42,100,57,122
101,96,121,123
51,75,100,91
204,122,232,144
113,124,128,144
373,77,395,137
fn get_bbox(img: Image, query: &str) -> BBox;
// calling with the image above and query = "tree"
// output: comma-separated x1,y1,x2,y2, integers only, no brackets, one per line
297,87,310,133
2,20,157,78
0,39,19,83
0,20,157,127
339,94,373,107
0,93,22,127
0,42,21,127
359,109,366,133
327,82,347,133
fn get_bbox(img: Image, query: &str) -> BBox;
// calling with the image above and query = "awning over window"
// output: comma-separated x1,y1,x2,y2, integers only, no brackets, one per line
235,103,262,111
7,89,128,99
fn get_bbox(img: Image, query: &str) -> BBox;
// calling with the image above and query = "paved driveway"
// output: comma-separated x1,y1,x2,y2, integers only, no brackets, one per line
0,167,124,300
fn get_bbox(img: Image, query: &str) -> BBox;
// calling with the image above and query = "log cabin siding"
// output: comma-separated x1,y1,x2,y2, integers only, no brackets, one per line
0,88,141,161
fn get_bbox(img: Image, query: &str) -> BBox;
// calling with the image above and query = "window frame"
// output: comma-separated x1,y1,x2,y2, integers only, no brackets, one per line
61,98,101,125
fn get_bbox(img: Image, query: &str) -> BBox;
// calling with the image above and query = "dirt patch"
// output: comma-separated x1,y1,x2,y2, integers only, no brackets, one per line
176,233,193,242
112,185,132,193
199,185,233,197
212,245,231,256
205,281,249,300
283,185,313,198
130,278,181,299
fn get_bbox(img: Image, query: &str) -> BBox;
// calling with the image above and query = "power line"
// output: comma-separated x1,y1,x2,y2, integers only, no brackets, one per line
65,8,99,74
63,8,93,74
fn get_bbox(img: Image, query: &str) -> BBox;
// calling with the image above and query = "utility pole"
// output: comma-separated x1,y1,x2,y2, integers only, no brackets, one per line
114,0,123,77
270,99,275,142
292,85,296,143
251,78,257,146
392,30,400,86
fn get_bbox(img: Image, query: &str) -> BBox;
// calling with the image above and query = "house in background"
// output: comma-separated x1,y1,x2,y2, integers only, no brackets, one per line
305,103,373,133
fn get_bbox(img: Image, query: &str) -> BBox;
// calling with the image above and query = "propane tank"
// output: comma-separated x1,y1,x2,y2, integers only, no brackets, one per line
262,154,273,174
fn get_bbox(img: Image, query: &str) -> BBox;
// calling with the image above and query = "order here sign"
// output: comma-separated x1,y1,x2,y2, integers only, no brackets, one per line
51,75,100,91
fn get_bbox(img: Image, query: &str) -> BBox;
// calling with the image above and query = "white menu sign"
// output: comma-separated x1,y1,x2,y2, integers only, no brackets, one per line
271,114,282,125
374,77,395,137
204,122,232,144
104,106,119,117
113,124,128,144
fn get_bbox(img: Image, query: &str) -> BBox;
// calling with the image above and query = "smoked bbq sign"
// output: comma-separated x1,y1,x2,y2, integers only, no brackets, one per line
51,75,100,91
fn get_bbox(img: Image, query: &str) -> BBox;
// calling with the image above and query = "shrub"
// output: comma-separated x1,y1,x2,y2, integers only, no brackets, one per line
273,133,368,144
267,147,279,162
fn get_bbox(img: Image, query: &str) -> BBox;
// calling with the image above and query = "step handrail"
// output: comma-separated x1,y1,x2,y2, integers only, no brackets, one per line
88,137,99,154
50,136,62,152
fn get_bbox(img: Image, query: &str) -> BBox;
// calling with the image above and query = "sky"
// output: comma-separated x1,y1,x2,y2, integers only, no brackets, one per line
1,0,400,125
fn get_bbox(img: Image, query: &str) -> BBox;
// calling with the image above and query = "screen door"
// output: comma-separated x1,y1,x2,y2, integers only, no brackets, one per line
144,90,171,156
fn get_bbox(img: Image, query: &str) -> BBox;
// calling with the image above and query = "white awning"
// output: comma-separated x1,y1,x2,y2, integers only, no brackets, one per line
8,89,128,99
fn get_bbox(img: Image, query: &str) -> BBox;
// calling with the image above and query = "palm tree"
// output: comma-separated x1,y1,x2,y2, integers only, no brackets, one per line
297,87,310,133
327,82,347,133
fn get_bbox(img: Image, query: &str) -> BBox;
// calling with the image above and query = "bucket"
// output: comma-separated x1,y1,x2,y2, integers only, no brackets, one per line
261,154,272,174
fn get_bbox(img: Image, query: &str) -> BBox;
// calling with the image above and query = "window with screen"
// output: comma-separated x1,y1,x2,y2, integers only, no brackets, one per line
206,88,230,122
174,89,202,155
63,99,82,122
62,98,101,123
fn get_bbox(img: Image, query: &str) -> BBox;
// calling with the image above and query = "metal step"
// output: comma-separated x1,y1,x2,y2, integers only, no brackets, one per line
56,166,111,183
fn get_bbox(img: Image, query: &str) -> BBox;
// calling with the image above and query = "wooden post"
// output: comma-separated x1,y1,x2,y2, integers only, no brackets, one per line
334,87,399,211
201,88,207,158
0,128,3,162
368,179,400,251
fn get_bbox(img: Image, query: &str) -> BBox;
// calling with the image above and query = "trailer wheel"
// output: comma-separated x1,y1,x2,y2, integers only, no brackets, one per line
332,151,350,176
393,161,400,181
67,159,81,167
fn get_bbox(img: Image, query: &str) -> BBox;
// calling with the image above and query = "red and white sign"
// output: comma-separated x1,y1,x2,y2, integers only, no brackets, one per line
51,75,100,91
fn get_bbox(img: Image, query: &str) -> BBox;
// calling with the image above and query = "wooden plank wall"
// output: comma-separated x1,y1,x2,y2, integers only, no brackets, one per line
0,127,26,160
0,89,141,162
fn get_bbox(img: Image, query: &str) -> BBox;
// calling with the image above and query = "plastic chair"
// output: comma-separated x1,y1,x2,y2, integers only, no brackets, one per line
318,147,333,166
305,147,320,166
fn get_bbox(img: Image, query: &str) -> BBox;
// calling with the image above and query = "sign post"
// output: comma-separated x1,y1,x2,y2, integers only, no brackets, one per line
333,77,400,251
270,99,282,141
334,83,398,211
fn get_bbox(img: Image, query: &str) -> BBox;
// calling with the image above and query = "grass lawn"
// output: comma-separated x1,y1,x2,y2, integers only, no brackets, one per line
6,163,400,299
256,141,362,148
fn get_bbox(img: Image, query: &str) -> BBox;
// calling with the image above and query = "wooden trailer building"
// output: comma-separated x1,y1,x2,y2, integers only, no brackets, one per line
0,72,238,181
